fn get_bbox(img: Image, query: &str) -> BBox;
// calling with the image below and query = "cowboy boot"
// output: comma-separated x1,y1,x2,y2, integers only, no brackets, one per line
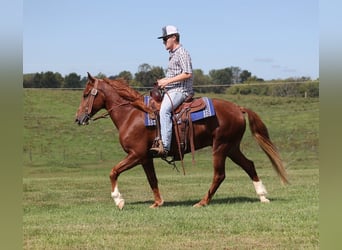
150,139,168,157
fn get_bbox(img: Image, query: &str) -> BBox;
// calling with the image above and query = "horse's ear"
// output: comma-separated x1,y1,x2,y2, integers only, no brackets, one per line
87,72,95,84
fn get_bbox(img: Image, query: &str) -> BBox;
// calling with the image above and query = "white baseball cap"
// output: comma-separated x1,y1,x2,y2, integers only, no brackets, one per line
157,25,179,39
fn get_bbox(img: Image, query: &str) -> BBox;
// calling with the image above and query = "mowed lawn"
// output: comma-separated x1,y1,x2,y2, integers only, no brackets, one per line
23,89,319,249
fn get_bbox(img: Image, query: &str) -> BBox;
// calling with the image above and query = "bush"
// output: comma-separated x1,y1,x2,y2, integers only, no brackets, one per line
226,81,319,97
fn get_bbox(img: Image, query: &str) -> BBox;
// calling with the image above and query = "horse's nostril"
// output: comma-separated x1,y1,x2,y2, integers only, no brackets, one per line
75,114,90,126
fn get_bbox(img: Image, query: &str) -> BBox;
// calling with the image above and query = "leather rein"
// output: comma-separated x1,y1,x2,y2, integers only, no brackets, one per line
85,79,132,121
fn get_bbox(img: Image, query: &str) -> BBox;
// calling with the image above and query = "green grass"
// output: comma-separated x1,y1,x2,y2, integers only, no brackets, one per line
23,89,319,249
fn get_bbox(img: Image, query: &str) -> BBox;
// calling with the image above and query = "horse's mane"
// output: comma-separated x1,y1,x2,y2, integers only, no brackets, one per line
103,78,153,113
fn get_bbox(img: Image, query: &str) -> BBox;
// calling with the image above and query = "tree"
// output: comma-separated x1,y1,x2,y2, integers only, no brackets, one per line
55,72,64,87
209,67,233,85
117,71,133,83
23,74,35,88
135,63,151,86
246,75,264,82
149,66,165,84
40,71,62,88
32,72,43,88
80,76,88,87
193,69,211,93
23,64,266,89
95,72,107,79
64,72,81,88
138,63,152,73
135,63,165,87
240,70,252,83
230,66,241,84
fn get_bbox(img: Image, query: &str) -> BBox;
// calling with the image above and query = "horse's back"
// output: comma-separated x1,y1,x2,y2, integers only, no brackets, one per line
212,98,245,122
211,98,246,136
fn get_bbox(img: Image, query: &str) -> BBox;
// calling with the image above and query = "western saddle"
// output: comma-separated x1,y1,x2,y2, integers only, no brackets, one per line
149,86,206,167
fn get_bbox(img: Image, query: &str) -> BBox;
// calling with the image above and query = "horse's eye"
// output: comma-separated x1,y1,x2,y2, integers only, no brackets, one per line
83,93,89,98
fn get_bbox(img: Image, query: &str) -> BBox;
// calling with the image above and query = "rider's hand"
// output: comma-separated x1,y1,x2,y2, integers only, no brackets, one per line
157,78,169,89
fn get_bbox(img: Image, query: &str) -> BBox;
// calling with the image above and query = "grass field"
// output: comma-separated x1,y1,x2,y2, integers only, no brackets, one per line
23,89,319,249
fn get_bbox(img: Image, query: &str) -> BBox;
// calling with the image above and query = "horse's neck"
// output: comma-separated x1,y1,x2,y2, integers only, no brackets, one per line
105,92,139,130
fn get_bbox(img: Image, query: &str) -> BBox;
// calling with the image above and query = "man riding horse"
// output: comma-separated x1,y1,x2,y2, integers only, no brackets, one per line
150,25,194,157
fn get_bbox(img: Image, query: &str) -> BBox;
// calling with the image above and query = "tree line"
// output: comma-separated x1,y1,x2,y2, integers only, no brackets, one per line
23,63,313,94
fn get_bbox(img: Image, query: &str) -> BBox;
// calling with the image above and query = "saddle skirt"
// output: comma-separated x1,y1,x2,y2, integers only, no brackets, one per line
144,96,215,127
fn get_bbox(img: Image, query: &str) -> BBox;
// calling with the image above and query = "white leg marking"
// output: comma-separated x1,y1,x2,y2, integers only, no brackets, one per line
253,180,270,203
111,185,125,209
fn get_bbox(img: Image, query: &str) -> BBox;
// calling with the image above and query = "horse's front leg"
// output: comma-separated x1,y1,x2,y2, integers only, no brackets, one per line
109,153,140,210
141,158,164,208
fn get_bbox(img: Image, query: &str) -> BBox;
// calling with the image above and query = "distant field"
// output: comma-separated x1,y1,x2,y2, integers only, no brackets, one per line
23,89,319,249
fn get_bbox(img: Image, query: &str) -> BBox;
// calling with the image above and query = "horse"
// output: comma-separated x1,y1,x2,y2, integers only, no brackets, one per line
75,72,288,209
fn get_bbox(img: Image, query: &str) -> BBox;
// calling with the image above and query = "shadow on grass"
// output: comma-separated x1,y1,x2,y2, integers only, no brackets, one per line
129,196,286,207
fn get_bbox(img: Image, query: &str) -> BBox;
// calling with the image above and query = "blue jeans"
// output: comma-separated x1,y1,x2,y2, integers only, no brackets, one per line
160,90,186,151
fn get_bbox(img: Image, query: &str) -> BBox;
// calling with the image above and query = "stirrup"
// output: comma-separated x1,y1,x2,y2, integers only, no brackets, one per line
150,148,168,158
150,140,168,157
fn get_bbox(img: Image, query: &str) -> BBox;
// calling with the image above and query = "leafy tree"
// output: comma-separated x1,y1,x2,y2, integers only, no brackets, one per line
135,63,165,87
240,70,252,83
117,71,133,83
34,71,63,88
64,72,81,88
193,69,211,93
230,66,241,84
55,72,64,87
23,64,268,90
149,66,165,84
246,75,264,82
44,71,62,88
134,63,150,86
138,63,152,73
23,74,35,88
32,72,43,88
80,76,88,87
209,67,233,85
95,72,107,79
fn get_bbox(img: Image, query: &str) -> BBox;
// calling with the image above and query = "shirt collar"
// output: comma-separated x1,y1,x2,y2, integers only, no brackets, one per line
170,44,181,54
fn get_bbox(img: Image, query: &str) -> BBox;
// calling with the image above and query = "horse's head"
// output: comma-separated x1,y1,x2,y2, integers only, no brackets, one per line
75,72,105,125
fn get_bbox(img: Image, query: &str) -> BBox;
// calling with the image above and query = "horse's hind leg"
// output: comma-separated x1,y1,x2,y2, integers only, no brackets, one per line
194,151,227,207
229,148,270,203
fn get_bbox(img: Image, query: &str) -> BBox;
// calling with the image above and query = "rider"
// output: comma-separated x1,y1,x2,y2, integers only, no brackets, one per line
150,25,194,157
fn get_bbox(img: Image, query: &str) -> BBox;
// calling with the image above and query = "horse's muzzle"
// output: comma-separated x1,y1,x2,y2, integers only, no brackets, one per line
75,114,90,125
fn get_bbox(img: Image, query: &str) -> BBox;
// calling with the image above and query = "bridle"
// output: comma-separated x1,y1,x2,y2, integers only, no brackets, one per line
84,78,99,118
83,78,137,122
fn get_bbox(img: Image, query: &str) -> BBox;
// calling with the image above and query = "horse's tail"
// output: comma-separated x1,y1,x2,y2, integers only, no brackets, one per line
240,107,289,184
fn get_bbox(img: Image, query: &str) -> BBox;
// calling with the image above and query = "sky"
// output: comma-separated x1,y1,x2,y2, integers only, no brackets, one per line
23,0,319,80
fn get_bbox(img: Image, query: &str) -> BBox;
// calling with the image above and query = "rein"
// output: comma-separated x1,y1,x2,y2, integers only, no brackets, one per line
91,100,137,121
91,102,130,121
90,81,147,121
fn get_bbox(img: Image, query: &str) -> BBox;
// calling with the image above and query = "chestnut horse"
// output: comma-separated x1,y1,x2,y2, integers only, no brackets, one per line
75,73,288,209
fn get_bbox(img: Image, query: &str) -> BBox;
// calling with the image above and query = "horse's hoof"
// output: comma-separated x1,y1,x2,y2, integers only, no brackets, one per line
118,200,125,210
149,200,164,208
260,196,270,203
193,202,206,208
149,204,157,208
